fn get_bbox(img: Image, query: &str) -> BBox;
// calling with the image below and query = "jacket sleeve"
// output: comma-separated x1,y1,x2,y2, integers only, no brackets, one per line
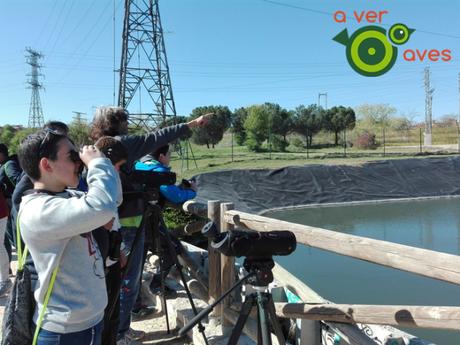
0,160,22,186
159,184,196,204
20,158,119,240
120,123,191,169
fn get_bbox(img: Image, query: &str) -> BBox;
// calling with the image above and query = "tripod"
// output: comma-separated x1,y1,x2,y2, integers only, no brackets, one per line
229,258,285,345
179,257,286,345
146,201,209,345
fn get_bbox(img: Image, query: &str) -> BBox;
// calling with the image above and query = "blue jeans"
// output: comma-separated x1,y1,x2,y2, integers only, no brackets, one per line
36,320,103,345
118,225,145,339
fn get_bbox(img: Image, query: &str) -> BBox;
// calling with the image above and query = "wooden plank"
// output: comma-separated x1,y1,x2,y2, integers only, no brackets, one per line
273,263,377,344
275,303,460,330
207,200,221,305
224,210,460,286
220,202,235,327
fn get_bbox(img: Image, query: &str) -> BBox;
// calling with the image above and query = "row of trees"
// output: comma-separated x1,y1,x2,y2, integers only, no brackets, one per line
0,119,91,154
4,103,456,154
188,103,356,151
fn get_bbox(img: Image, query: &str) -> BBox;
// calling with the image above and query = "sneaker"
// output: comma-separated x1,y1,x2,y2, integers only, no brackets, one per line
125,328,145,341
116,337,138,345
131,305,156,321
0,279,12,298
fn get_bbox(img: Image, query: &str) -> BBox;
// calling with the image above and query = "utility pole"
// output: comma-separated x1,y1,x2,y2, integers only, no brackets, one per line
26,47,45,128
118,0,177,130
424,67,434,146
318,92,328,109
72,111,87,125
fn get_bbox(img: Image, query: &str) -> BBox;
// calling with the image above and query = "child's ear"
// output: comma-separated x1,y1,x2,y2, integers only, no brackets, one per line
40,157,53,173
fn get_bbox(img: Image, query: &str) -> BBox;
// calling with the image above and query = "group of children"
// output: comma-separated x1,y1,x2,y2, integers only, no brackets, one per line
2,106,211,345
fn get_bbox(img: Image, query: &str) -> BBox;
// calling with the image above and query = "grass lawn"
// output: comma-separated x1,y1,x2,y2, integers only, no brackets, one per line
169,132,460,180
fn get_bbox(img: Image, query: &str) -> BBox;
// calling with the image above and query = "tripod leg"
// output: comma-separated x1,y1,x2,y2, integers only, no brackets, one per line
159,215,210,345
256,292,272,345
158,255,171,333
266,294,286,345
228,295,255,345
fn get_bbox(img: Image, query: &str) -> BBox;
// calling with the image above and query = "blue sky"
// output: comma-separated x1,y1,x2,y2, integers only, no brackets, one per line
1,0,459,126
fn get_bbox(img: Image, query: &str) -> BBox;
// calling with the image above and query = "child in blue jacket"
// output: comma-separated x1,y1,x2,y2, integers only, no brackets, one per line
134,145,196,296
134,145,196,204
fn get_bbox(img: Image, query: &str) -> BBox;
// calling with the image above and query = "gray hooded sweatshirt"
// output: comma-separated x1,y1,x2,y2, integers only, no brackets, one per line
20,158,120,333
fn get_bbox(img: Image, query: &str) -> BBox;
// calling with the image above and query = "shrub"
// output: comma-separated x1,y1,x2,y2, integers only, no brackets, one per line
290,137,304,148
245,133,262,152
270,135,288,152
354,131,379,150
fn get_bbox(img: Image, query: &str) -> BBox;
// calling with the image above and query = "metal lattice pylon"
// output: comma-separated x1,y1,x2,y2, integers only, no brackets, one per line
26,47,45,128
118,0,177,130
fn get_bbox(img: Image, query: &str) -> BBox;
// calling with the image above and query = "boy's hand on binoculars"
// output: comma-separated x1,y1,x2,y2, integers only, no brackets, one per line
80,145,104,166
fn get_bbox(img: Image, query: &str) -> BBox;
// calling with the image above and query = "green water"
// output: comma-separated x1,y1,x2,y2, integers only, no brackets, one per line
266,198,460,345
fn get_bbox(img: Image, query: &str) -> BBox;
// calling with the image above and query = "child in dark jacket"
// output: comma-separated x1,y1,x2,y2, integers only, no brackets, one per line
94,136,127,345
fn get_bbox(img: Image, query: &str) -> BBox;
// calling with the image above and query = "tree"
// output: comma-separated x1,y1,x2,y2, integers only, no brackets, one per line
189,106,231,148
68,121,91,147
231,107,248,146
243,105,269,151
355,103,396,129
263,103,292,145
0,125,17,147
292,104,323,147
8,128,35,154
323,106,356,145
435,114,457,128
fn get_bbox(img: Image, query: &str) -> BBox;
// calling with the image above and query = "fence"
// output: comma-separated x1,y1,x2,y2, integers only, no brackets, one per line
176,127,460,177
181,200,460,344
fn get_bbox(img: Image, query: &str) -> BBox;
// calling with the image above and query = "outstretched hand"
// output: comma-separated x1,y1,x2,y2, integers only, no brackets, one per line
187,112,214,128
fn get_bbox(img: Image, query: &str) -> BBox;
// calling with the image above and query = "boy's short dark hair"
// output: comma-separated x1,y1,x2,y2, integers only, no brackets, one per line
94,136,128,165
18,130,67,181
44,121,69,135
152,145,169,161
0,143,8,157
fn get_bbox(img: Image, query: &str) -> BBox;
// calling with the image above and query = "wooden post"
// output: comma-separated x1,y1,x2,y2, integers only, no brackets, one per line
207,200,221,305
220,202,235,327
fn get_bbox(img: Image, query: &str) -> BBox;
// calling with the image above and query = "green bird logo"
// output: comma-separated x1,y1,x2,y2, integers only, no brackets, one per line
333,23,415,77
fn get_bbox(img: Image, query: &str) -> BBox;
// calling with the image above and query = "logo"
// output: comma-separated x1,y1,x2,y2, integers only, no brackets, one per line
333,23,415,77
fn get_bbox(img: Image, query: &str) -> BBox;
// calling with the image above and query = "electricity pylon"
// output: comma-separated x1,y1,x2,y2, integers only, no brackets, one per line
118,0,177,130
26,48,45,128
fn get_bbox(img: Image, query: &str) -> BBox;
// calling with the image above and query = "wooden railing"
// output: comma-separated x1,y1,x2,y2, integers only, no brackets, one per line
182,199,460,342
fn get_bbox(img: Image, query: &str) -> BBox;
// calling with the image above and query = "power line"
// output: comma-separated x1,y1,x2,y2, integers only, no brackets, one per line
259,0,460,40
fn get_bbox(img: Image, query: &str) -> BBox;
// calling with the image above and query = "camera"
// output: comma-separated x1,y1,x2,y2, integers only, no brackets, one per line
128,170,176,188
201,222,296,258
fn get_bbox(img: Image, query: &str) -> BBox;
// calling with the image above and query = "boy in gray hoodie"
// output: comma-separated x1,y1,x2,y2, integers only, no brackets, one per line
17,130,121,345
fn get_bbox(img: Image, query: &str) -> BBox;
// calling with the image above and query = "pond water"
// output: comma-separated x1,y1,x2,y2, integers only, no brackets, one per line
266,198,460,345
